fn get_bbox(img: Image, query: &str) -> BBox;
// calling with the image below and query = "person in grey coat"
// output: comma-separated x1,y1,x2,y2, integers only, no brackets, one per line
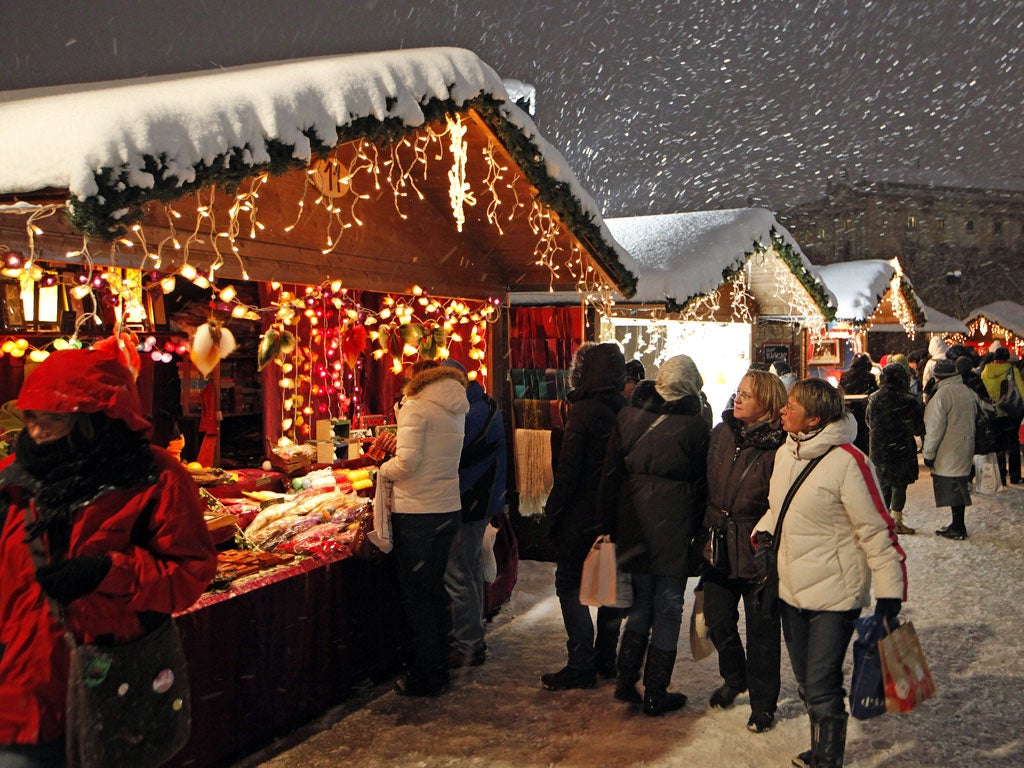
922,358,977,540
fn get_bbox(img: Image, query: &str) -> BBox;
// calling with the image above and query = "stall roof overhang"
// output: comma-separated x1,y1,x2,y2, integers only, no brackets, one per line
0,47,636,299
511,208,836,319
964,301,1024,337
813,258,926,328
871,297,968,334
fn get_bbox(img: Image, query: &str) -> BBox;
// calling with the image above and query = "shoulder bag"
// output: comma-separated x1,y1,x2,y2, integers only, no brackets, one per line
751,445,835,618
690,457,758,578
23,509,191,768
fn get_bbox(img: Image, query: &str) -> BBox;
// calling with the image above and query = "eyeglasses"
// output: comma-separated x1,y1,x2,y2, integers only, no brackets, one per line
782,401,805,413
733,390,755,402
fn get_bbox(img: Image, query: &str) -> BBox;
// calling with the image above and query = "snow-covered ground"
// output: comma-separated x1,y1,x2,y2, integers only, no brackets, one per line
235,470,1024,768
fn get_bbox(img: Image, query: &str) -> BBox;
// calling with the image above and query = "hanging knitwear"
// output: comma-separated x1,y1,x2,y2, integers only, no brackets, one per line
514,428,553,517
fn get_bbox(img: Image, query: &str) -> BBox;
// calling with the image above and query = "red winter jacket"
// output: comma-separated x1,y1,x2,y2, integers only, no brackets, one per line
0,448,218,745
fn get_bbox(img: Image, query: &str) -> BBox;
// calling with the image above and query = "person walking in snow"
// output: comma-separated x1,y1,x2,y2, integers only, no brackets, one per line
541,343,627,691
754,378,906,768
921,336,949,401
599,354,710,716
866,363,926,535
922,358,977,540
378,360,469,697
701,369,787,733
980,346,1024,485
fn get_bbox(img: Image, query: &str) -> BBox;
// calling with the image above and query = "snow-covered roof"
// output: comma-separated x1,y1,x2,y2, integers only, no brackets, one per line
814,259,897,323
511,208,835,316
871,297,968,334
965,301,1024,337
0,47,635,295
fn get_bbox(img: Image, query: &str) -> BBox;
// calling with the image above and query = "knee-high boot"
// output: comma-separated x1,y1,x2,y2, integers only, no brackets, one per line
814,713,848,768
614,629,647,703
790,712,818,768
642,646,687,716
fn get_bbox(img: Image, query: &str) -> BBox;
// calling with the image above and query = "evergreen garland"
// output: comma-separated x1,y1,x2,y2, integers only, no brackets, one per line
62,88,638,298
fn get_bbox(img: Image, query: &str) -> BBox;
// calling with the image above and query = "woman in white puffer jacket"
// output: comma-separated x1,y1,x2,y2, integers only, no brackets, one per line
378,361,469,697
754,378,907,768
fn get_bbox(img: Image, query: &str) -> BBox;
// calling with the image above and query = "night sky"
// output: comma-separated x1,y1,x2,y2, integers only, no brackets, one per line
1,0,1021,216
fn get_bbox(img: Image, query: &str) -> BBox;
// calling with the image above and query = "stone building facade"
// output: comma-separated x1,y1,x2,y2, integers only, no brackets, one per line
778,175,1024,320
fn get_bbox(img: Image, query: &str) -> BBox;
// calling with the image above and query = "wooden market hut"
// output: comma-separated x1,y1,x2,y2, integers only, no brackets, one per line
811,258,926,379
0,47,637,767
961,301,1024,358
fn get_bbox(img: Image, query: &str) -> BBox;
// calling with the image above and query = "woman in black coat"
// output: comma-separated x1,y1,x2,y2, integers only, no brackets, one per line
599,354,710,716
866,363,925,534
541,342,627,691
839,353,878,454
702,369,788,733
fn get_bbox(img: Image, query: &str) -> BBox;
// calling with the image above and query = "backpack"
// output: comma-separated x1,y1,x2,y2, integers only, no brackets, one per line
997,368,1024,421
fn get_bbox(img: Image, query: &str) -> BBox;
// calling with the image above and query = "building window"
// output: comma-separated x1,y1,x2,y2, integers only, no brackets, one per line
966,219,975,233
994,220,1003,235
906,216,917,229
935,217,945,230
817,228,826,239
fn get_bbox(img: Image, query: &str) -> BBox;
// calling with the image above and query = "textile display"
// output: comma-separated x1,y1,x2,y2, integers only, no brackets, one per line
66,618,191,768
849,614,891,720
878,621,936,713
689,587,715,661
514,428,553,516
972,453,1001,495
579,535,632,608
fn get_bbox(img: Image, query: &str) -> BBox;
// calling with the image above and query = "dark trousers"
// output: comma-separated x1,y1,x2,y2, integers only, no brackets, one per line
554,556,622,670
880,483,907,512
996,417,1022,483
780,601,860,720
624,573,685,652
703,575,781,715
392,511,459,687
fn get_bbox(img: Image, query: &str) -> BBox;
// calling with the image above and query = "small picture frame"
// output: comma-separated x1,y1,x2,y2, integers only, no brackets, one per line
808,338,841,366
1,281,25,330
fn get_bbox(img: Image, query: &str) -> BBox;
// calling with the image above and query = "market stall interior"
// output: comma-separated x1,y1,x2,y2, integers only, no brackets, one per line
0,47,637,767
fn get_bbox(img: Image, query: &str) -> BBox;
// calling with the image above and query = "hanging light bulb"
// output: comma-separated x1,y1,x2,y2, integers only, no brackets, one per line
160,275,177,293
219,285,237,303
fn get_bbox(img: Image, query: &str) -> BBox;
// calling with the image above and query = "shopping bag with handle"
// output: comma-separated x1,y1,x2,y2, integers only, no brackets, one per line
579,535,632,608
849,614,891,719
878,620,936,713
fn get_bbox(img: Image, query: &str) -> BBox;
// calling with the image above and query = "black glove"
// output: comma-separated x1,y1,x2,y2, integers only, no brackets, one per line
874,598,902,619
923,457,935,469
36,555,112,604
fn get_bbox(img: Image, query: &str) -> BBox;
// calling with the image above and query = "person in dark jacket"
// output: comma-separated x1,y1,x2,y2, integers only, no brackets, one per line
839,353,877,453
599,354,710,716
702,369,787,733
442,360,507,669
541,342,627,691
866,363,926,535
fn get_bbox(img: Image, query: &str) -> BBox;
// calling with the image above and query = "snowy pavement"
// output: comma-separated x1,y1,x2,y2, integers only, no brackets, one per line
235,472,1024,768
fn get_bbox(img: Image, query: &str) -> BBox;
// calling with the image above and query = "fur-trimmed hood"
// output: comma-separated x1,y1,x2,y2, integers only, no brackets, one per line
404,364,467,398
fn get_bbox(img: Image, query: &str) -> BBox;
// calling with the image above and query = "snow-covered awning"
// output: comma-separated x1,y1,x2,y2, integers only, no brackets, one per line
813,258,925,329
964,301,1024,338
0,47,635,297
871,298,967,334
512,208,835,321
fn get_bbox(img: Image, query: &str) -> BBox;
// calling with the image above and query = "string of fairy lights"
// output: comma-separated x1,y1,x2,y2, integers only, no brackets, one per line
0,113,618,445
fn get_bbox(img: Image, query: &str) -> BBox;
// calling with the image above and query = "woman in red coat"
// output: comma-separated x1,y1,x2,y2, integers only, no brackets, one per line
0,345,218,766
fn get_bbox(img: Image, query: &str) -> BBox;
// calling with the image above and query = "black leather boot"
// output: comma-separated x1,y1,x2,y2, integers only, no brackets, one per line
614,629,647,703
814,713,848,768
642,646,687,716
790,713,817,768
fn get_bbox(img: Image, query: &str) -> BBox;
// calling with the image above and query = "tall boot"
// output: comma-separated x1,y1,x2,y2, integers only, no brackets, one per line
594,607,623,679
614,629,647,703
814,713,848,768
642,646,687,716
892,509,915,535
790,713,818,768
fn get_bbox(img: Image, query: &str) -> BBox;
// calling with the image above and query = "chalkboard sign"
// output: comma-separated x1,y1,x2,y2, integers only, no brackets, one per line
762,343,791,367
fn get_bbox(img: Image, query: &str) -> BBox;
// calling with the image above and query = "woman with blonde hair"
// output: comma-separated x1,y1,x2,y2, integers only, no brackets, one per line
702,369,788,733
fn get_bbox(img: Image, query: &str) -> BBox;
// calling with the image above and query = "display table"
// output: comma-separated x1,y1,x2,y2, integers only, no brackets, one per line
168,552,407,768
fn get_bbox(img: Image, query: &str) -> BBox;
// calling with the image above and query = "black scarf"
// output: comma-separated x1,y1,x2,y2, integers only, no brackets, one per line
12,412,157,556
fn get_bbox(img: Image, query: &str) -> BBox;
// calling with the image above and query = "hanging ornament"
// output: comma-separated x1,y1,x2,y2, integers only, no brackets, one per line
256,327,297,371
190,319,236,377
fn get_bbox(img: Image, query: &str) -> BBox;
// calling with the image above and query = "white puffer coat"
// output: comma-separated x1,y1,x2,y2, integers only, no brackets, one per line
754,413,907,612
378,366,469,514
922,375,977,477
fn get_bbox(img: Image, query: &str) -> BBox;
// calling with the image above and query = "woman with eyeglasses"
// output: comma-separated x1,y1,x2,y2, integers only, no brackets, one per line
701,369,788,733
754,378,906,768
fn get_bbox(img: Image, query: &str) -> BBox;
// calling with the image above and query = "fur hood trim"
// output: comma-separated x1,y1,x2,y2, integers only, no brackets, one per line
404,364,468,398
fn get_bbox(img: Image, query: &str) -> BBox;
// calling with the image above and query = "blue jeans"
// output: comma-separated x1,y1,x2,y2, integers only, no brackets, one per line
623,573,686,652
444,517,490,654
780,601,860,719
392,511,459,688
0,741,65,768
554,557,622,670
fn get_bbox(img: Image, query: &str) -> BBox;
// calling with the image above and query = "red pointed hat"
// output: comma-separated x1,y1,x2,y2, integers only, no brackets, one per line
17,345,151,434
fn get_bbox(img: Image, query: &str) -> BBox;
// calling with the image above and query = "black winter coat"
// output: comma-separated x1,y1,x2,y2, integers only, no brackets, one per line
866,385,925,487
545,344,626,562
703,411,786,581
599,382,709,578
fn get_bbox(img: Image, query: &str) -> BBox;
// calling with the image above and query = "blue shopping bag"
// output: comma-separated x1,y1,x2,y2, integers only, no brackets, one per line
850,614,896,720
